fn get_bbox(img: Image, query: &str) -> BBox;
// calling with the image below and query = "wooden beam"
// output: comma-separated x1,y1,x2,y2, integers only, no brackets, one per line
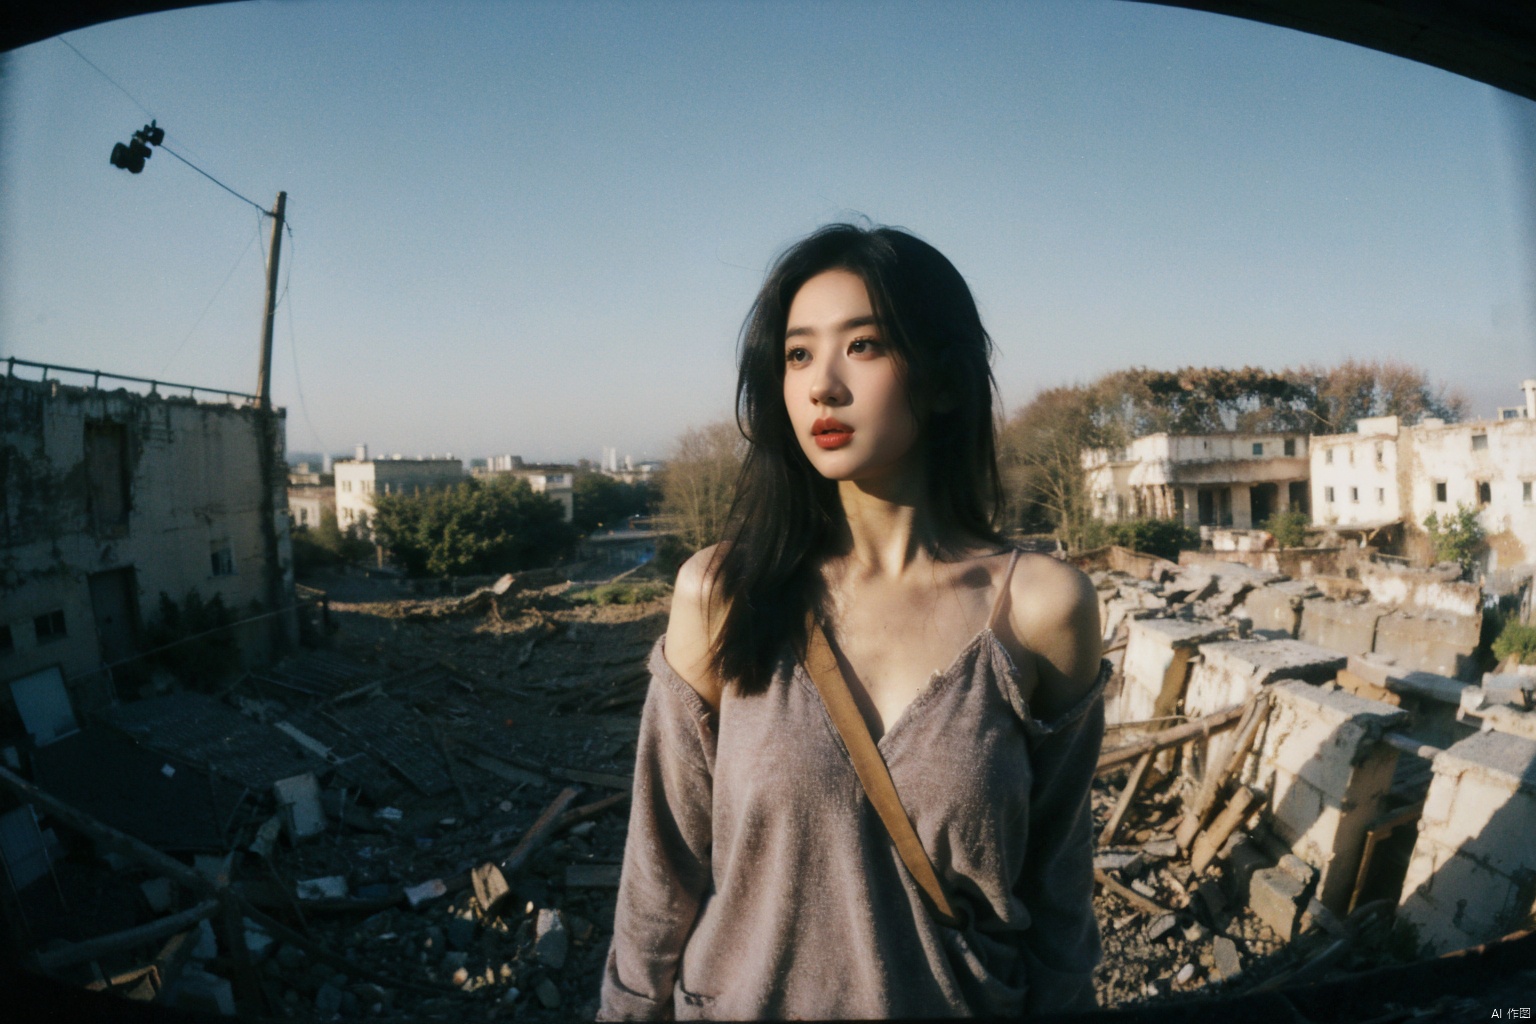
35,899,220,972
1097,703,1247,773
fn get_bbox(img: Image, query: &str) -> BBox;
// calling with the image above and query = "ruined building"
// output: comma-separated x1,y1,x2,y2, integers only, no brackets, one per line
1084,432,1312,530
0,361,294,723
1311,381,1536,572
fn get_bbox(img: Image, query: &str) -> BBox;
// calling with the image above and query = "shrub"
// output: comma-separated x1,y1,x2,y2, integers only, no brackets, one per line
1423,503,1485,577
142,590,239,689
291,509,372,574
572,582,668,606
1492,621,1536,665
1102,517,1200,561
1260,510,1311,549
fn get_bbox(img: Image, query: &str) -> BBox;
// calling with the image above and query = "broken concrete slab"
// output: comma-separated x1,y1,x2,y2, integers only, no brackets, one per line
1237,580,1319,639
1397,730,1536,955
273,773,326,842
1112,618,1232,727
1298,599,1385,657
1252,681,1409,916
1372,610,1481,681
1183,639,1346,723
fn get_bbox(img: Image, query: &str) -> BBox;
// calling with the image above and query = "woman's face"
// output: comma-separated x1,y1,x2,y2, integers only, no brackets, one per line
782,269,920,485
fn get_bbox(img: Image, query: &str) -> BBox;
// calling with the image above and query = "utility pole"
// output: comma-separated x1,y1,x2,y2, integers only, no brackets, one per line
256,191,286,408
254,192,294,653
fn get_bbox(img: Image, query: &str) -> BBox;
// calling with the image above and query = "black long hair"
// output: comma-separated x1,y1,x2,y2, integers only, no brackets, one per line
709,224,1005,695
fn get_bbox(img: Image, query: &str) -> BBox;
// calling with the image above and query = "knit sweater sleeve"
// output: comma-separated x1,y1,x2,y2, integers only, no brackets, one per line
598,637,717,1021
1015,659,1109,1015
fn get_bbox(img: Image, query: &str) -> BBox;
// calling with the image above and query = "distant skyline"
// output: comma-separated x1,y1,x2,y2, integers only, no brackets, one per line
3,0,1534,464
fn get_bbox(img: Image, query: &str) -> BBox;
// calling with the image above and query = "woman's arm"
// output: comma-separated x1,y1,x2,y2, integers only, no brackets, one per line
1006,556,1107,1014
597,550,724,1021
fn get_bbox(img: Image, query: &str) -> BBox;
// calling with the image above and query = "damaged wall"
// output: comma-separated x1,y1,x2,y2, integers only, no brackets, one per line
0,374,293,711
1397,730,1536,954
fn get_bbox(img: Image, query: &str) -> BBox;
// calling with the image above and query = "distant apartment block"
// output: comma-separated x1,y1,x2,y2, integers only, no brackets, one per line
1,360,294,719
1084,432,1311,530
1312,381,1536,571
287,483,336,529
333,445,464,535
473,456,575,522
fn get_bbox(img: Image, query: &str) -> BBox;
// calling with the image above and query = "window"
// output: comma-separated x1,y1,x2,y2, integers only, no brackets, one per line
211,544,234,576
1472,433,1488,452
1350,487,1359,503
1375,443,1384,465
1252,442,1263,456
0,624,12,654
1325,486,1335,504
1525,481,1533,504
85,420,130,535
1435,481,1447,502
1478,481,1492,506
342,480,352,493
1325,449,1333,465
33,610,66,643
1348,448,1355,464
1376,488,1385,504
1283,439,1295,456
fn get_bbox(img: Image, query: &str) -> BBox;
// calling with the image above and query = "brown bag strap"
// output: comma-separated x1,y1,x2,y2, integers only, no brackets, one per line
804,614,960,929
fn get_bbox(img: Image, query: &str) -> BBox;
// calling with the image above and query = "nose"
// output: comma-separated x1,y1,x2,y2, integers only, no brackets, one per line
810,363,848,407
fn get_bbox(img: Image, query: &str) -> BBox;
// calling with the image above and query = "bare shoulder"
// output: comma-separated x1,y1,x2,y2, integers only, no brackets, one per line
665,543,729,710
1006,553,1103,721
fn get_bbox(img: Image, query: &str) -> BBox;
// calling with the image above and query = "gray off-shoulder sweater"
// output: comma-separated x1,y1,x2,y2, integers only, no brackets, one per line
599,627,1107,1021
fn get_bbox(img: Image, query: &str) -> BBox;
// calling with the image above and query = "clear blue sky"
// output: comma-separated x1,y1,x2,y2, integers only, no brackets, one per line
3,0,1533,464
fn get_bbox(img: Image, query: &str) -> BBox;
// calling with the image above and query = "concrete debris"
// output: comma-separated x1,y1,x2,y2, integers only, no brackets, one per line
297,876,350,900
274,772,327,841
534,908,569,969
7,559,1526,1021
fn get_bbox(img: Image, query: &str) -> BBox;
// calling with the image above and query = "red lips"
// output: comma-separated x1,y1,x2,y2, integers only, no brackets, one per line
812,417,853,450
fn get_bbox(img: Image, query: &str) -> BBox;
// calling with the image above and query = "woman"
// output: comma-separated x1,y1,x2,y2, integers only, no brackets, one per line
599,224,1105,1020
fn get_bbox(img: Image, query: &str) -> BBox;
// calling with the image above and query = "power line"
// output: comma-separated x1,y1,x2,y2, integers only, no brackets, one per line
157,143,269,215
60,35,271,216
281,231,327,452
58,36,154,119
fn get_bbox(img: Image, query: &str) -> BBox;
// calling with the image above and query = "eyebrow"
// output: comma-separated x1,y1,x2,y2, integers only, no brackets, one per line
784,315,881,341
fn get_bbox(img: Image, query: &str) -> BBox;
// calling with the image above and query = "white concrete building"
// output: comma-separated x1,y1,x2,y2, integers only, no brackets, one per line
471,458,576,522
1,366,293,718
333,447,464,535
1310,382,1536,571
1308,415,1403,530
1083,432,1311,530
286,485,335,529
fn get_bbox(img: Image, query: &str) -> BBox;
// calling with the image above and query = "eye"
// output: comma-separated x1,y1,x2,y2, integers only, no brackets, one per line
848,337,882,356
785,346,810,365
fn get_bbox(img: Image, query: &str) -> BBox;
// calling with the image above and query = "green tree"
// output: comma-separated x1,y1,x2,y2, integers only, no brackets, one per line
572,472,653,533
291,508,371,574
372,476,577,577
1423,503,1485,577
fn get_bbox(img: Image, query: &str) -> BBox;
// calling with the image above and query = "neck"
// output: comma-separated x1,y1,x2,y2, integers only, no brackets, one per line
832,470,939,577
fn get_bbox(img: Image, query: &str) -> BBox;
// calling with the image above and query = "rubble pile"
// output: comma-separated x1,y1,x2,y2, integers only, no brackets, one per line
2,571,667,1021
4,553,1533,1019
